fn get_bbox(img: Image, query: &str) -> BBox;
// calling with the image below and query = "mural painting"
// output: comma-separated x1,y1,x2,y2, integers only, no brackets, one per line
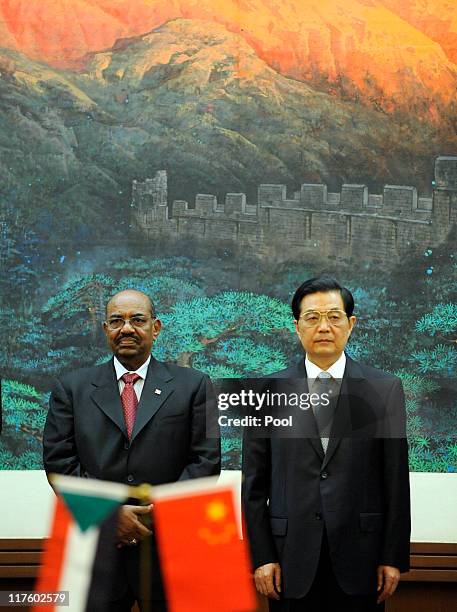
0,1,456,471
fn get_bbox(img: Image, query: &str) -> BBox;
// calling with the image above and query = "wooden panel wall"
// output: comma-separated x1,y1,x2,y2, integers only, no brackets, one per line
1,541,456,612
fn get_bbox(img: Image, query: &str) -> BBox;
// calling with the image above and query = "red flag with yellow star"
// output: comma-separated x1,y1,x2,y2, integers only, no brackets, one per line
151,477,256,612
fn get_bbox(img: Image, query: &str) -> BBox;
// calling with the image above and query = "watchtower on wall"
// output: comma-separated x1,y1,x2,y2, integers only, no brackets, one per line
131,170,168,227
433,156,457,241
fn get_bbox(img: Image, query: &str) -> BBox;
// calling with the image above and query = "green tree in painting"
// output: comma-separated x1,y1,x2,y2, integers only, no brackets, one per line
0,380,46,469
155,292,294,374
42,273,117,342
408,300,457,473
397,369,457,473
3,275,118,380
411,303,457,376
109,256,210,310
401,245,457,473
115,276,204,312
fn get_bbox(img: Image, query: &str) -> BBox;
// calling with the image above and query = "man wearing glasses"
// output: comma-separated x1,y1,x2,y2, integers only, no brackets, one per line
242,277,410,611
43,289,220,611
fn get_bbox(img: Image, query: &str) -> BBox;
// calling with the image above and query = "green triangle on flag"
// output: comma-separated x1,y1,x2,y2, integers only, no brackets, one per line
50,474,133,532
60,492,122,532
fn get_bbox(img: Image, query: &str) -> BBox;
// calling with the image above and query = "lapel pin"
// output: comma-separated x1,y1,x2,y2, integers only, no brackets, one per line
155,388,162,395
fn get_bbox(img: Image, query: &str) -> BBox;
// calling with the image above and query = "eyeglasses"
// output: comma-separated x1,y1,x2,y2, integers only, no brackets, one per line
298,309,348,328
105,316,155,330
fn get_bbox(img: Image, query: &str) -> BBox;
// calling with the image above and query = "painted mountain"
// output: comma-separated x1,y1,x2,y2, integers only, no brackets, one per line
1,1,456,241
1,0,456,118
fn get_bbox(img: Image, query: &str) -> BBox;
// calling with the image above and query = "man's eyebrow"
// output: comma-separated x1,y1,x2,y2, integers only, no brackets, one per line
302,307,341,313
108,312,149,318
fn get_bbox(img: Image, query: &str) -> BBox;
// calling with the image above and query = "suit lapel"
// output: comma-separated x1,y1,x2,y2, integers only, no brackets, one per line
321,378,349,469
130,358,174,441
90,360,127,436
322,355,365,468
90,358,175,441
286,358,324,461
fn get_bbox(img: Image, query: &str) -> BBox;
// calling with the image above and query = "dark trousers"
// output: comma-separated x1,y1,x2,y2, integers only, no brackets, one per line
269,534,385,612
89,591,167,612
86,512,167,612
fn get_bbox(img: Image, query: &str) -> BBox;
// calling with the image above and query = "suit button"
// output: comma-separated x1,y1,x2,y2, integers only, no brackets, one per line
315,512,322,520
124,443,130,450
127,474,134,483
321,471,328,480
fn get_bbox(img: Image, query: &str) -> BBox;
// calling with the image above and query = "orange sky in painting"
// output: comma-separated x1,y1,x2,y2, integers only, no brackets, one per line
0,0,456,112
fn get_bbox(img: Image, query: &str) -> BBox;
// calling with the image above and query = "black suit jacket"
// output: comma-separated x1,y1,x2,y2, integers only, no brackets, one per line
242,355,410,598
43,357,220,603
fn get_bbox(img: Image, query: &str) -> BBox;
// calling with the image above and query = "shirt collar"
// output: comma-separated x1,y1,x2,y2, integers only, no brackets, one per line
305,352,346,380
113,355,151,381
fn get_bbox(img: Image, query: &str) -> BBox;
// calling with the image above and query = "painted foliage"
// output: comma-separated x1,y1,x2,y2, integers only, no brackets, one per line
0,1,456,470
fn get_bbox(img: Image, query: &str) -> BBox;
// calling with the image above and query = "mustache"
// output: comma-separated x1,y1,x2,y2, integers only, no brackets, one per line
116,334,139,344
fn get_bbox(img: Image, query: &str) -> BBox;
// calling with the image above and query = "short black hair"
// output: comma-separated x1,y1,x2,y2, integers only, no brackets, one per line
291,276,354,319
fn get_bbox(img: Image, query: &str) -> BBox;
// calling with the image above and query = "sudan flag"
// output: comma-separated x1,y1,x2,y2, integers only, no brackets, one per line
152,477,256,612
33,475,129,612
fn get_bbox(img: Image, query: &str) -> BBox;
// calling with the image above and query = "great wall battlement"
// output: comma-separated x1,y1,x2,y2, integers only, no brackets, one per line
131,156,457,266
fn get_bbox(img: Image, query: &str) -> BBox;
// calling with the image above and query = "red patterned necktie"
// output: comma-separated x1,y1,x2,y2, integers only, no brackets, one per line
121,373,141,439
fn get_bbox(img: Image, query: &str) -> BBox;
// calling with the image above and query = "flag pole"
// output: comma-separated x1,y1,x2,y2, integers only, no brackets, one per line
130,483,153,611
129,482,154,503
139,527,152,612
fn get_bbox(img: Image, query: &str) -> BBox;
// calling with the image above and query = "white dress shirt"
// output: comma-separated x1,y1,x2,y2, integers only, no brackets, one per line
305,352,346,452
305,352,346,382
113,355,151,401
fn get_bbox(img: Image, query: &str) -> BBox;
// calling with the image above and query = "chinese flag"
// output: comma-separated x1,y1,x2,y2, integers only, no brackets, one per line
152,480,256,612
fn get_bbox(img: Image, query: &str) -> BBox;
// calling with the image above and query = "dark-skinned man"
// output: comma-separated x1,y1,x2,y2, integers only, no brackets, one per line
242,276,410,612
44,289,220,612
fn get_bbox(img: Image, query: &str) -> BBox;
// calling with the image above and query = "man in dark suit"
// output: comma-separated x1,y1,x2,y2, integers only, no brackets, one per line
43,289,220,612
242,277,410,611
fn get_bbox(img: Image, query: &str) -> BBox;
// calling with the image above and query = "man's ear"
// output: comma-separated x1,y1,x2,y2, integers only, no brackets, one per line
293,320,300,336
152,318,162,339
347,316,356,336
